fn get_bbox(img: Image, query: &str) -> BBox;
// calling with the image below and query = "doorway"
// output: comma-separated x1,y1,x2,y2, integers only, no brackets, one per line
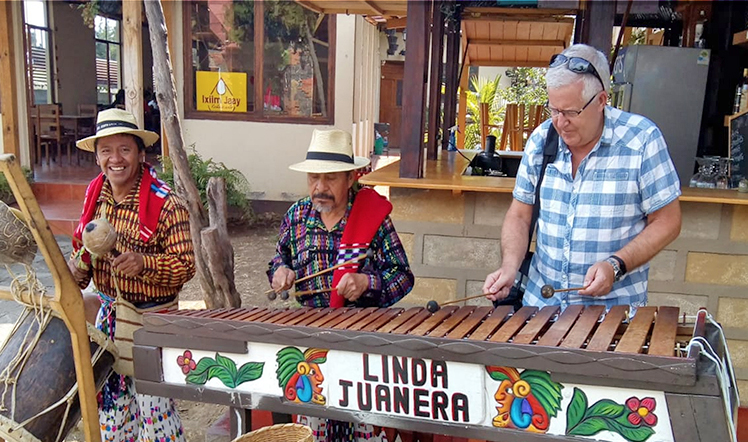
379,61,403,150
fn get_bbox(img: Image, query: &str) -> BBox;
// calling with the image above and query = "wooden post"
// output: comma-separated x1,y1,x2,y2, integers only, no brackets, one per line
123,0,144,129
144,0,240,309
0,1,20,158
426,1,444,160
0,154,102,442
399,0,429,178
457,62,469,149
581,0,615,55
440,11,460,153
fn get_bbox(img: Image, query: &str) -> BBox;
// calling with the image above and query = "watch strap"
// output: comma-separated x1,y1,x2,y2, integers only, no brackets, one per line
609,255,627,275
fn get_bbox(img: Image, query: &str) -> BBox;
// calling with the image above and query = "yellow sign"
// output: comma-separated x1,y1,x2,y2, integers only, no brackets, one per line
196,71,247,112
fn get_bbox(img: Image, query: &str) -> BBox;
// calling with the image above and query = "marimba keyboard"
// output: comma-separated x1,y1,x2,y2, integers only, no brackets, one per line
133,305,737,442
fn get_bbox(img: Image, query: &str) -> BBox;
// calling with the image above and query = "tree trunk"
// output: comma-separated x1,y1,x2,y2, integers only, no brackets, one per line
304,21,327,118
144,0,238,309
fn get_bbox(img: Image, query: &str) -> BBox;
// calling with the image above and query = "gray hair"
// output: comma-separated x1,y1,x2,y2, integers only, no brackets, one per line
546,44,610,99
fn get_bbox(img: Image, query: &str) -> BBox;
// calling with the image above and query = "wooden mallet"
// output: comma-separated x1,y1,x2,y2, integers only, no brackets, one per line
426,293,491,313
540,284,587,298
266,249,374,300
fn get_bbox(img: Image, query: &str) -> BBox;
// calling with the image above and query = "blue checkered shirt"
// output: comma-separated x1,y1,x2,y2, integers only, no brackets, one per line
514,106,681,309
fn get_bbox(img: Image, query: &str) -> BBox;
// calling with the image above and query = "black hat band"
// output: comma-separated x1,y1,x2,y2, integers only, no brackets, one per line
97,120,139,132
306,151,354,164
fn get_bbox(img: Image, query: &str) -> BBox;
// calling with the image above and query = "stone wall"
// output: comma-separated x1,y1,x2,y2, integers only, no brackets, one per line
389,188,748,404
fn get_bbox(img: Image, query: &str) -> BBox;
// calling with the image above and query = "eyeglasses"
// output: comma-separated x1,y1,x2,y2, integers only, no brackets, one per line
549,54,605,90
546,92,600,119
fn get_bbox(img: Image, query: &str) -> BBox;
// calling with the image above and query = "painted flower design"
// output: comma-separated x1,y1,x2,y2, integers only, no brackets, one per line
177,350,197,374
626,397,657,427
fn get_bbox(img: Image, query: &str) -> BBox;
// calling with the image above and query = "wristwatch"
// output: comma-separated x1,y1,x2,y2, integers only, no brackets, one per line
605,256,625,282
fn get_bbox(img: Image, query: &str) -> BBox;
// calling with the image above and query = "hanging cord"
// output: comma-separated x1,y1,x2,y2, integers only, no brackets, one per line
685,312,739,442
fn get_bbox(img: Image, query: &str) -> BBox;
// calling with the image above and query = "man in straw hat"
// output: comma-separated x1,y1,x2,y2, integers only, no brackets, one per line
268,129,414,441
67,108,195,441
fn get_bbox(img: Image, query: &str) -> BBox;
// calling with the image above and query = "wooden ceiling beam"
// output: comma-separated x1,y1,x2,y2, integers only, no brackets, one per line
462,15,575,24
462,7,578,16
468,39,567,47
364,1,386,16
386,17,407,29
469,59,550,68
296,1,324,14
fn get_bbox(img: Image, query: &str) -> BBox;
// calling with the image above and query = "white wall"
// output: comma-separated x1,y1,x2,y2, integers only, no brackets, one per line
477,67,512,89
52,1,97,115
174,11,358,202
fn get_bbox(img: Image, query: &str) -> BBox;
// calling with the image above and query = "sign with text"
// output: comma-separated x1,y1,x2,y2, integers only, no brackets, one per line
161,343,676,442
196,71,247,113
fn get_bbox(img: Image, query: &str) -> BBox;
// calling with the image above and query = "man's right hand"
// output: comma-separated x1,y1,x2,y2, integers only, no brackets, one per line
271,266,296,292
67,257,88,285
483,267,516,302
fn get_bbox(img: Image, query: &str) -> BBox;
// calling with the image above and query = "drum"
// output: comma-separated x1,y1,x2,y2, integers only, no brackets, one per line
0,307,118,442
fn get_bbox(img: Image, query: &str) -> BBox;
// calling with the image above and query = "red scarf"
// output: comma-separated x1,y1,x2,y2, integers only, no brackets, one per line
330,187,392,308
73,163,170,265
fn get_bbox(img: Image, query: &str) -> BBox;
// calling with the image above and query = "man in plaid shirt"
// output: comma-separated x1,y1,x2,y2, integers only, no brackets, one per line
484,44,682,310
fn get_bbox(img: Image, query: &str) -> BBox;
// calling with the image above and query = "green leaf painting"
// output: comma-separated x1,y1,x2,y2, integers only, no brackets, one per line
179,351,264,388
565,388,656,442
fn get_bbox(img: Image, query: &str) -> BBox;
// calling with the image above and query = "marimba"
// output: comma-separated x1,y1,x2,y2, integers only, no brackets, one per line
133,305,737,442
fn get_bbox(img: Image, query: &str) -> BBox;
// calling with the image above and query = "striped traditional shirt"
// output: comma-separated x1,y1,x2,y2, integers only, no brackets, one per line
268,189,414,308
76,171,196,304
514,106,681,309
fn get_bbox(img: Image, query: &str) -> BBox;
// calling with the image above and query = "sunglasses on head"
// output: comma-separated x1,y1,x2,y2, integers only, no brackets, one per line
549,54,605,90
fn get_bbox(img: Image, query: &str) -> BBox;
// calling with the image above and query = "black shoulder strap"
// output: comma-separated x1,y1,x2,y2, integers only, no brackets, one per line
527,124,558,253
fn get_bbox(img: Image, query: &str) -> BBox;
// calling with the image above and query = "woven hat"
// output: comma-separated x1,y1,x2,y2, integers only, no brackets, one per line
289,129,370,173
76,108,159,152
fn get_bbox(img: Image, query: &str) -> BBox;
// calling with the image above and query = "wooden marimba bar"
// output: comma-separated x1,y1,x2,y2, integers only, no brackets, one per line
133,305,737,442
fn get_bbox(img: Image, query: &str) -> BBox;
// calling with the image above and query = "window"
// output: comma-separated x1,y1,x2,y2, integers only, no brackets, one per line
95,15,121,106
185,0,335,123
23,0,53,105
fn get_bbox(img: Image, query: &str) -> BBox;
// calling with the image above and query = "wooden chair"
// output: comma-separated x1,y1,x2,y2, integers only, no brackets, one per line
479,102,502,150
36,104,74,166
75,104,98,163
499,103,546,151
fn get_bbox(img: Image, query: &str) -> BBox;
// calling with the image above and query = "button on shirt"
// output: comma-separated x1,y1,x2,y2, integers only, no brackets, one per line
513,106,681,309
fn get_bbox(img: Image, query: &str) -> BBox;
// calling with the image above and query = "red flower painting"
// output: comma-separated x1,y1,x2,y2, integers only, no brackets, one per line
626,397,658,427
177,350,197,374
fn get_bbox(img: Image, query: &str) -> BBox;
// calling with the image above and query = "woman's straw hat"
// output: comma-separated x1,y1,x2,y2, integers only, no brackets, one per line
76,108,159,152
289,129,370,173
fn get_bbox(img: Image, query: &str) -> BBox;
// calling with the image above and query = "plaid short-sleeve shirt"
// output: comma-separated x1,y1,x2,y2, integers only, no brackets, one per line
514,106,681,309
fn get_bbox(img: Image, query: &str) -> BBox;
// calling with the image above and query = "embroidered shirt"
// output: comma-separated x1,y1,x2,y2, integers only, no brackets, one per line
268,190,414,308
75,172,196,304
514,106,681,309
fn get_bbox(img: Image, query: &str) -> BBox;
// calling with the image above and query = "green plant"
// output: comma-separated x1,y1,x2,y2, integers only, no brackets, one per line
463,74,502,149
0,167,33,204
159,148,253,223
497,67,548,105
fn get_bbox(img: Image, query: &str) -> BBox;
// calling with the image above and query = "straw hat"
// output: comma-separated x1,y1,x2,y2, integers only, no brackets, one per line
76,108,159,152
289,129,370,173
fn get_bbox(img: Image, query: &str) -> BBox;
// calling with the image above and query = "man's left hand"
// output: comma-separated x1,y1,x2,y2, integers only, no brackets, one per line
577,261,615,297
336,273,370,303
112,252,145,277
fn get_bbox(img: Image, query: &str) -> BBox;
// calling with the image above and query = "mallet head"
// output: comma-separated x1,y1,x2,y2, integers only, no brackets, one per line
541,284,555,299
426,300,440,313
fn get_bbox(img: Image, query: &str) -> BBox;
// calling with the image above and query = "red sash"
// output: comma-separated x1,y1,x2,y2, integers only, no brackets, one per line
330,188,392,308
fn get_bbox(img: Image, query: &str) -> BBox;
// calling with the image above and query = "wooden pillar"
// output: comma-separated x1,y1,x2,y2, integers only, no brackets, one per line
580,0,615,56
457,61,469,149
123,0,144,129
426,2,444,160
0,1,20,157
440,12,460,153
399,0,429,178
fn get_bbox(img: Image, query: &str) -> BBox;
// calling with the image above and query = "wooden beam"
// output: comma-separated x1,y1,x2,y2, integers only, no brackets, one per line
468,39,567,47
386,17,407,30
581,0,615,55
426,2,444,160
457,58,469,150
123,0,144,129
0,1,20,157
440,9,460,153
296,0,324,14
462,7,578,16
364,0,385,16
160,0,177,158
469,59,551,68
462,15,575,24
399,0,428,178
